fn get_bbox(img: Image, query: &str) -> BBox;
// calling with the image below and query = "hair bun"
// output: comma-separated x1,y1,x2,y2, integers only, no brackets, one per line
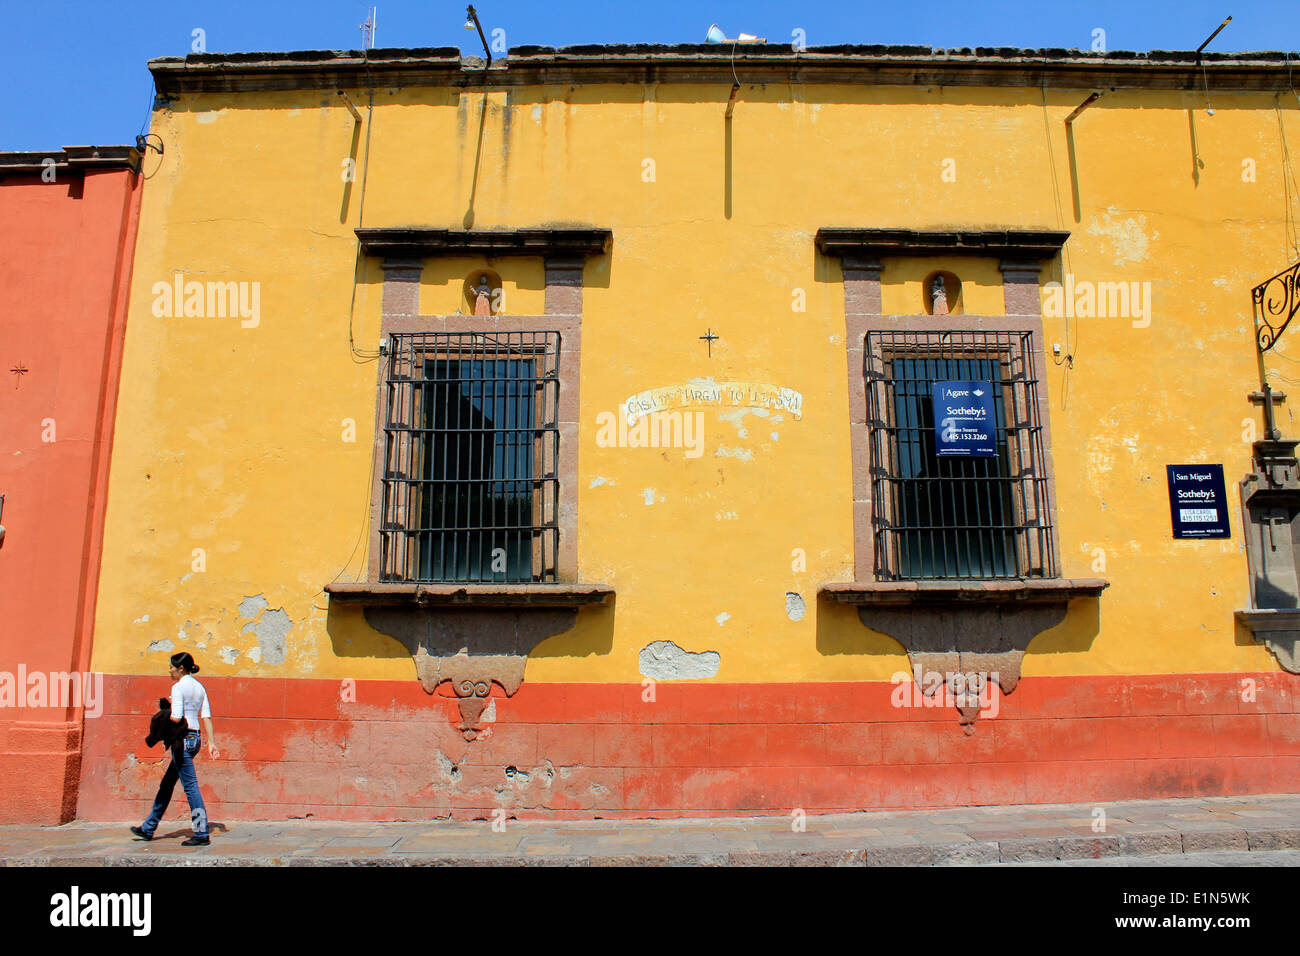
191,664,200,674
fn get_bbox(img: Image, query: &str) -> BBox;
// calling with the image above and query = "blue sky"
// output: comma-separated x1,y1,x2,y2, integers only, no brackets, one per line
4,1,1297,150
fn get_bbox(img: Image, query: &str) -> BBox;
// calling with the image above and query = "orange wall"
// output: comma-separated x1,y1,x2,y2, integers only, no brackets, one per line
0,164,141,823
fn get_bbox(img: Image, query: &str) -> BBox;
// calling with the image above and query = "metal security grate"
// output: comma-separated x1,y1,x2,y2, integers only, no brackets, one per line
866,330,1055,580
379,331,560,583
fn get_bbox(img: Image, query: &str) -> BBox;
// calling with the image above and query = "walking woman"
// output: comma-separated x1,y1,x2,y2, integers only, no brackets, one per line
131,652,219,846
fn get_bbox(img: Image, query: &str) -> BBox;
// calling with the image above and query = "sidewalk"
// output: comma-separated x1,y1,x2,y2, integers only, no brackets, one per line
3,794,1298,866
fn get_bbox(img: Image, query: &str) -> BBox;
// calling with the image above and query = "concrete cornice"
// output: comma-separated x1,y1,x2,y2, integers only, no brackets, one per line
816,228,1071,261
0,146,141,174
148,44,1300,95
355,227,612,259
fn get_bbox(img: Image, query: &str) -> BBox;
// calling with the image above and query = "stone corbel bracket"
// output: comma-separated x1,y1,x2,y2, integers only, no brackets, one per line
326,584,614,738
821,580,1108,729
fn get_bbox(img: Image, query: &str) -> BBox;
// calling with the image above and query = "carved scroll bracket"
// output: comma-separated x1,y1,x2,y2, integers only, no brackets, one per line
326,584,614,738
822,580,1108,730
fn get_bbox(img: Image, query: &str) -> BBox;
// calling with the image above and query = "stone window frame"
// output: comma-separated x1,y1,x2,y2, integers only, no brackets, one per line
334,228,611,591
815,228,1108,723
816,229,1073,586
324,228,616,736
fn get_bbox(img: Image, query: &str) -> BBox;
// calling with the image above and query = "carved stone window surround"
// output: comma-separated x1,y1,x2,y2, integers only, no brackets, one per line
816,227,1108,725
324,228,613,737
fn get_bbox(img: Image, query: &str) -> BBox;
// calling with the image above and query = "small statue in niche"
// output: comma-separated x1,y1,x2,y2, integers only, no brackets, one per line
473,275,493,316
931,275,949,316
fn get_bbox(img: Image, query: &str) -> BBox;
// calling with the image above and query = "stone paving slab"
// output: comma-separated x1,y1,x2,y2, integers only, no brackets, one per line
2,793,1298,866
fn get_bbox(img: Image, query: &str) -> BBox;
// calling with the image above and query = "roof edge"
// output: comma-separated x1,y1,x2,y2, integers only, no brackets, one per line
0,146,141,174
148,45,1300,95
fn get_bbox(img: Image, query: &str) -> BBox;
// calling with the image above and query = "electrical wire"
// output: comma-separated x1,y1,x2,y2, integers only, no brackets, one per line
1276,92,1300,263
347,49,381,361
326,49,384,591
137,75,157,138
1039,79,1076,409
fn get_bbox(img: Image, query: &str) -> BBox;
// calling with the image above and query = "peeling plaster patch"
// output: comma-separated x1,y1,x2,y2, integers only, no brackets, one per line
715,445,753,462
715,611,731,625
195,110,226,124
719,406,769,439
589,475,614,488
1213,277,1230,288
435,751,462,784
181,573,193,582
178,620,194,641
1086,207,1156,265
715,510,738,520
247,608,292,666
219,646,239,664
641,487,658,505
245,646,262,664
238,594,268,619
133,615,150,624
785,592,807,621
481,698,497,723
1086,428,1118,484
639,640,721,679
770,432,779,441
531,104,542,122
147,639,174,653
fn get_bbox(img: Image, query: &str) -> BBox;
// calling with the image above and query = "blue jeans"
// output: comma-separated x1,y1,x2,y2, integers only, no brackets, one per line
141,730,208,838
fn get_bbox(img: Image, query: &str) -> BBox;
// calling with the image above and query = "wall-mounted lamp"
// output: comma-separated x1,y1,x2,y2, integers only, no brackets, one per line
1196,15,1232,116
464,5,491,67
1065,91,1105,126
705,24,766,44
337,90,362,122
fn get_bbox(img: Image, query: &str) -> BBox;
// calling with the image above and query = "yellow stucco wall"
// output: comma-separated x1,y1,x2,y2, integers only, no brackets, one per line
90,79,1300,683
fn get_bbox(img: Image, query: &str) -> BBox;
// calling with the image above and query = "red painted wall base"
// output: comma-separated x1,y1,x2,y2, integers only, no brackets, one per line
73,673,1300,823
0,720,82,824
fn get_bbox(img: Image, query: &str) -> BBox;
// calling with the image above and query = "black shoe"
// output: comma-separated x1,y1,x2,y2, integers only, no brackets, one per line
130,826,152,842
181,836,210,847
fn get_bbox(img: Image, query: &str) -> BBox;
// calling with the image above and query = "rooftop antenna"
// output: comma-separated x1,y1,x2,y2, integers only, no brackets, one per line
1195,14,1232,115
360,6,377,50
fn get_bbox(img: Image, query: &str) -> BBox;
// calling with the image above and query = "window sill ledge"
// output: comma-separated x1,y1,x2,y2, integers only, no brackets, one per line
819,578,1109,606
324,582,615,608
1234,608,1300,674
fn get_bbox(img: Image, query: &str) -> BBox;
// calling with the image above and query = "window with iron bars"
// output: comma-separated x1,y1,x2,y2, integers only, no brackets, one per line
865,330,1056,580
378,331,560,583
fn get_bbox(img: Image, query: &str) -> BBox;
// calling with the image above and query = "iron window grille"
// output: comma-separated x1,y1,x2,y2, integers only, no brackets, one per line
865,330,1056,580
379,331,560,583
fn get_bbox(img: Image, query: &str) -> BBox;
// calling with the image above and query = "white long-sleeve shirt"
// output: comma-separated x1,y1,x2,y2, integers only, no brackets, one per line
170,674,211,732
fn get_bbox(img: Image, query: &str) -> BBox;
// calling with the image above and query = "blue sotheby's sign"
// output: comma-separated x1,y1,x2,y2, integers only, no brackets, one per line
1166,464,1230,539
932,380,996,457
